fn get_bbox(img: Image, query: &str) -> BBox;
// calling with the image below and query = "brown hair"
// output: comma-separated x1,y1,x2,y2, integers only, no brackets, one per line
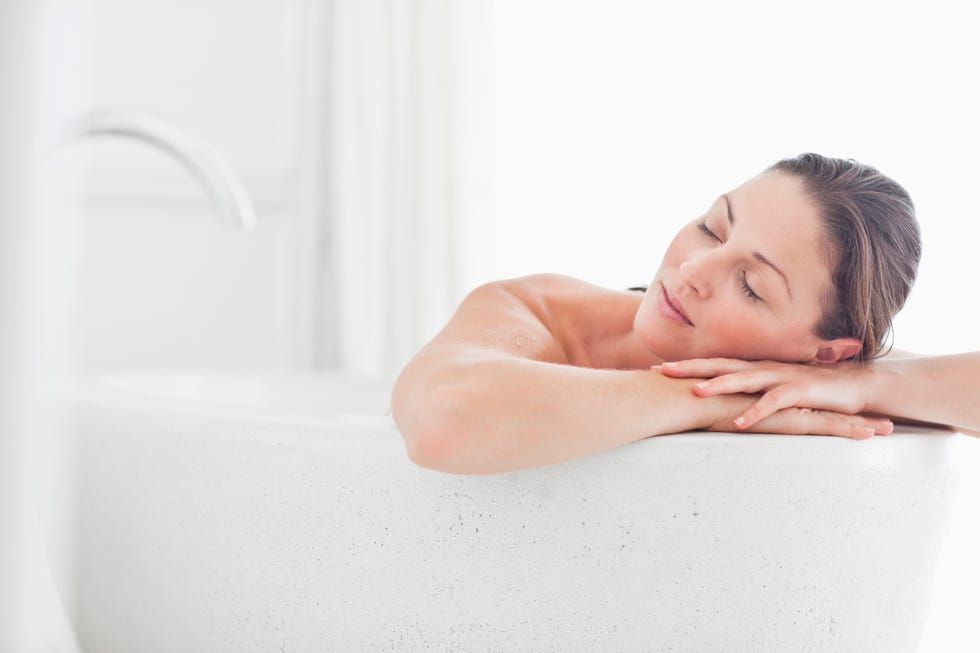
768,153,921,361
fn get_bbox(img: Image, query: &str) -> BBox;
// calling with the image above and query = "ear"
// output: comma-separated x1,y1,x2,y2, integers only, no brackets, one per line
812,338,862,364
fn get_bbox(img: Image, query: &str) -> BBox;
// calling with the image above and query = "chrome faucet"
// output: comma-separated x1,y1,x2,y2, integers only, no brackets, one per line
58,109,257,230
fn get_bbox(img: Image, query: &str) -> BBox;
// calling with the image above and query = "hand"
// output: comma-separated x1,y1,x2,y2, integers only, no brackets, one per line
658,357,888,435
708,401,893,439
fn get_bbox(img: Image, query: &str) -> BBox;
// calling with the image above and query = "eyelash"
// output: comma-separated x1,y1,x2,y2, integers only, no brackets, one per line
739,270,762,302
697,220,763,302
697,221,719,241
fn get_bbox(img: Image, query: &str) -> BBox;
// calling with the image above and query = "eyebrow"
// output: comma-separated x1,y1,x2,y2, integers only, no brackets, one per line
722,194,794,301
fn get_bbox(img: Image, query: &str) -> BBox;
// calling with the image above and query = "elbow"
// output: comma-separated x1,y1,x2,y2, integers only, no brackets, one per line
391,360,510,475
396,411,494,475
406,420,519,476
391,365,488,474
403,418,456,472
391,378,440,471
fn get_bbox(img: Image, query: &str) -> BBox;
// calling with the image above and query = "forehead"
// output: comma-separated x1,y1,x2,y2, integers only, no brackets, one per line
726,171,831,300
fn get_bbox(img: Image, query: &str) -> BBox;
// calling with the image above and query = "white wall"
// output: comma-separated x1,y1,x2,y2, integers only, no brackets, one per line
55,0,493,379
2,1,88,649
57,0,979,367
0,4,40,647
53,0,321,375
489,0,980,356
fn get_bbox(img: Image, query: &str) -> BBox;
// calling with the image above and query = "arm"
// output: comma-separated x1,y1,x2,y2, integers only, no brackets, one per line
392,275,892,475
391,276,715,474
660,351,980,436
865,352,980,436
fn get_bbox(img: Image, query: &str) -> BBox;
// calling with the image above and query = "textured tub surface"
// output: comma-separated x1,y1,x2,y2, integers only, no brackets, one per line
58,371,962,653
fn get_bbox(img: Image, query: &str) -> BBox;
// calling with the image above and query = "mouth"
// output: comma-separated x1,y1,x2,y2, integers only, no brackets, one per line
658,284,694,326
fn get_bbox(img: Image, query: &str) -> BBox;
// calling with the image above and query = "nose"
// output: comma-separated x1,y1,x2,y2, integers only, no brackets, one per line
677,250,717,298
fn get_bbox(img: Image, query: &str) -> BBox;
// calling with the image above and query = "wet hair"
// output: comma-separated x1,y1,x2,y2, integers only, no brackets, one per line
768,153,921,360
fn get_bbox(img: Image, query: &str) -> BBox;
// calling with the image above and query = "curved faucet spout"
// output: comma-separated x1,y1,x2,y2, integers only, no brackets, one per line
58,110,257,230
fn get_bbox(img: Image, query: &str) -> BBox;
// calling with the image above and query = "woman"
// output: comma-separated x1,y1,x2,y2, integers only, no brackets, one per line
391,153,980,475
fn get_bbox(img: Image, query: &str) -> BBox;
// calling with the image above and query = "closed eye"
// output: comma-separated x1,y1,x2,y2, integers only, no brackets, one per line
698,221,721,242
740,269,763,302
699,219,764,303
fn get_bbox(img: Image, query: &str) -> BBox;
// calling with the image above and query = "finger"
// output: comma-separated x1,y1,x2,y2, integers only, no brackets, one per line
753,408,878,440
822,413,894,438
801,411,873,440
871,417,894,435
732,387,801,429
845,418,877,440
795,411,894,438
691,370,785,397
658,358,757,378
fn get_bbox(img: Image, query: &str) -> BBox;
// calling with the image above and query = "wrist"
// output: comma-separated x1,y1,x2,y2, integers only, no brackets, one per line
861,358,901,416
644,372,737,434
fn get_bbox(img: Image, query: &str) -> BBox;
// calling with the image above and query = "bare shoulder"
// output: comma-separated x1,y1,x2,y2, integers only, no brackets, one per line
397,272,657,410
881,347,921,359
414,274,574,365
497,273,615,310
498,274,656,369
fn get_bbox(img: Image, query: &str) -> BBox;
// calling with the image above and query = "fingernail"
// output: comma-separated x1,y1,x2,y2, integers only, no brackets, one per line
662,361,677,367
733,416,746,427
694,381,709,390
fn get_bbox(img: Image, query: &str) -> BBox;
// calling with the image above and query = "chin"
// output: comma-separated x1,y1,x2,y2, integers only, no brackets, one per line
633,303,683,362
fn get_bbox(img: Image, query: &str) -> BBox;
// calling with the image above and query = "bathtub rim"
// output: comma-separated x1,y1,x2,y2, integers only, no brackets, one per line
49,367,969,476
52,368,396,425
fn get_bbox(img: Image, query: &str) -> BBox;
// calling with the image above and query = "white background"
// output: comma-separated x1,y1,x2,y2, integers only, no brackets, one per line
489,0,980,357
39,1,979,650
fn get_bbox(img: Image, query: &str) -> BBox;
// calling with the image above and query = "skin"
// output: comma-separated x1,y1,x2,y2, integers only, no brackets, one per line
391,170,949,475
634,170,861,364
660,353,980,437
653,173,980,437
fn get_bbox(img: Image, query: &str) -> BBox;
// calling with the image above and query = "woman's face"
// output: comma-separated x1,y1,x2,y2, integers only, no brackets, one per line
635,171,837,363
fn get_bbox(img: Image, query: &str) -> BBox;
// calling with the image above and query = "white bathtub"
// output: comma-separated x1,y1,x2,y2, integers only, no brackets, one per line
55,369,963,652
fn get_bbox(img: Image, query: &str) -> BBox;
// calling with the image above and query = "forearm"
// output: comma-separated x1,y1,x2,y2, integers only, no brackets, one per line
866,352,980,434
392,357,731,475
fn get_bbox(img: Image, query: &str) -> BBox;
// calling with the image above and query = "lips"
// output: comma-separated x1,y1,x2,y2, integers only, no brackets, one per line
658,284,694,326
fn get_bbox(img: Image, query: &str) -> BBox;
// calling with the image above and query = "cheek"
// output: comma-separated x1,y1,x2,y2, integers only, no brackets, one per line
702,311,813,361
699,308,761,354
